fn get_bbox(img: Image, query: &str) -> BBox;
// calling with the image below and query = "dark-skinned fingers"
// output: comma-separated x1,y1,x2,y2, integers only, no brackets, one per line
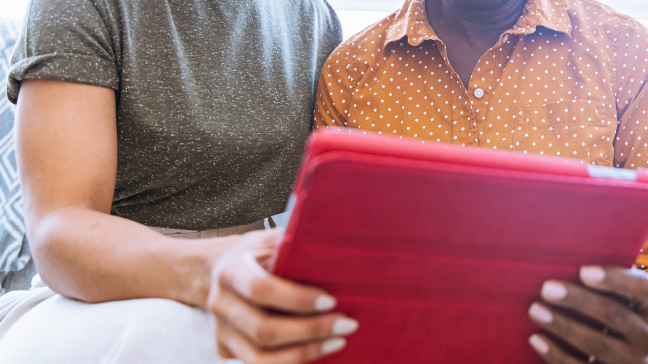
540,280,648,346
217,321,347,364
211,288,358,349
217,247,337,314
528,333,585,364
580,266,648,310
528,302,636,364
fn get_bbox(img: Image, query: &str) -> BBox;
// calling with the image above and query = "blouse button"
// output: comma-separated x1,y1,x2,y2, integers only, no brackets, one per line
474,88,485,99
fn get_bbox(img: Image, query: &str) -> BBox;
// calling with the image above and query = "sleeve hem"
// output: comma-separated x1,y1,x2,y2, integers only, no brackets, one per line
7,52,119,104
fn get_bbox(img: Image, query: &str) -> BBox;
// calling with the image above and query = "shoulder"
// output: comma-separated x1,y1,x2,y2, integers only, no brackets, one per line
287,0,343,32
322,11,399,83
564,0,647,38
562,0,648,77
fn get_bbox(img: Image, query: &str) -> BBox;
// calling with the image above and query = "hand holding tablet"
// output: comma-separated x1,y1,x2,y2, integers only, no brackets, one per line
271,129,648,363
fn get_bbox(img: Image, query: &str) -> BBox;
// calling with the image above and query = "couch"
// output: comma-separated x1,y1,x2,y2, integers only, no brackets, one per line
0,18,35,294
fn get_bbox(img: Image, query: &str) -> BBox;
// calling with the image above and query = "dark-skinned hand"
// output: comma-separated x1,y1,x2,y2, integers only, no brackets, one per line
528,266,648,364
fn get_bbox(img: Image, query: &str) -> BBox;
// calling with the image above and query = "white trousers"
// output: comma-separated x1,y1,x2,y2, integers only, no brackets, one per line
0,285,237,363
0,221,268,364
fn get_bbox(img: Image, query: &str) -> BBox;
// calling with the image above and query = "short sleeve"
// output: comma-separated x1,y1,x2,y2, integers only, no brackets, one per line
7,0,119,104
612,17,648,169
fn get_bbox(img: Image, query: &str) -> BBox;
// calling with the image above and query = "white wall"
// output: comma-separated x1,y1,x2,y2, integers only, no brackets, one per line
0,0,27,19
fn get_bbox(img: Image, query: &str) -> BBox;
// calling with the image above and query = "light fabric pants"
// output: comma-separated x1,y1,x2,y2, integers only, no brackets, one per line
0,220,268,364
0,283,236,363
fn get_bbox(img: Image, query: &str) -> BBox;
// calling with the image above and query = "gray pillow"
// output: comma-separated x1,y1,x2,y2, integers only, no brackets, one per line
0,18,29,295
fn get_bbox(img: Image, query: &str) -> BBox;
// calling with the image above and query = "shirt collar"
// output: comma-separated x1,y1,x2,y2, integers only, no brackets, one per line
386,0,438,47
510,0,573,36
385,0,573,47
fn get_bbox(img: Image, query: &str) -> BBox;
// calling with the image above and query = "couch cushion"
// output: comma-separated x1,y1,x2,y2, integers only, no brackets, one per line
0,18,29,295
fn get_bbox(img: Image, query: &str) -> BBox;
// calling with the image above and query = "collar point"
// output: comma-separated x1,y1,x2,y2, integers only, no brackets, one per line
408,37,425,47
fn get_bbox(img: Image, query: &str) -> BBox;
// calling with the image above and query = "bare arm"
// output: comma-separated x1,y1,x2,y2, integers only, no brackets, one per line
15,79,216,304
15,79,357,364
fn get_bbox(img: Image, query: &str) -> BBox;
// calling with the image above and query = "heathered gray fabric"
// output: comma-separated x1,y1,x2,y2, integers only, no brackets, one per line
7,0,342,230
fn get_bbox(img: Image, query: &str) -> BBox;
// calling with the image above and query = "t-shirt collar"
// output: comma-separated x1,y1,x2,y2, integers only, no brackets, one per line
385,0,573,47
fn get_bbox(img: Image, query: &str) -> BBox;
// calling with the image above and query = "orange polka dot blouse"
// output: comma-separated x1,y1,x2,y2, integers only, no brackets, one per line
314,0,648,170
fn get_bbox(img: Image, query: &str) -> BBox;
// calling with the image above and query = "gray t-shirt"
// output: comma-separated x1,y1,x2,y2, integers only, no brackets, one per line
8,0,342,229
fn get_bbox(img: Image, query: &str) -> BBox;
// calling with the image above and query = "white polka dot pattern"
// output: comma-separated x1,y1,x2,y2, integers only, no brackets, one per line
314,0,648,168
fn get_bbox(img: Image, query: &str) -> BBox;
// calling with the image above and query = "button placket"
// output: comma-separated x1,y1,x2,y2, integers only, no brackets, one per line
434,41,463,145
468,78,488,147
452,90,476,146
469,33,512,148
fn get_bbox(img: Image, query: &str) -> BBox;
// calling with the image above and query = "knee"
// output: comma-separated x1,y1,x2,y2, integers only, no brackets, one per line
0,296,222,363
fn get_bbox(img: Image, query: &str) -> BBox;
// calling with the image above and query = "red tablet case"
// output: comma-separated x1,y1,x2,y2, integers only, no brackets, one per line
271,129,648,363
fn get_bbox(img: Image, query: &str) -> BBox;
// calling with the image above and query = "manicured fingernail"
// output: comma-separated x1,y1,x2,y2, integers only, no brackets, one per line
541,281,567,301
321,338,346,354
333,318,359,335
529,303,553,323
314,295,337,312
529,334,549,354
580,266,606,285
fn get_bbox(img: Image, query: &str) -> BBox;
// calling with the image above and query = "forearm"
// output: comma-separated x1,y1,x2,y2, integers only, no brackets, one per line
29,206,232,306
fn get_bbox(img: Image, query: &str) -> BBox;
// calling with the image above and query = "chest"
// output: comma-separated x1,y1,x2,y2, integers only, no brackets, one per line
346,33,617,166
443,38,498,88
110,0,342,190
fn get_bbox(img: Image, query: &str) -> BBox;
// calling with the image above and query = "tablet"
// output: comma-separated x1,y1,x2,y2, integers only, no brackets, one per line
271,129,648,363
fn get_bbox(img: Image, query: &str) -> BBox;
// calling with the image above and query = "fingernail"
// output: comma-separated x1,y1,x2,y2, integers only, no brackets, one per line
529,334,549,354
321,338,346,354
580,266,606,285
541,281,567,301
314,295,337,312
529,303,553,323
333,318,359,335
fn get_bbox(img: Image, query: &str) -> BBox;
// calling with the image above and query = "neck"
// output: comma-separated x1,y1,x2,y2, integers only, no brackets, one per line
426,0,527,43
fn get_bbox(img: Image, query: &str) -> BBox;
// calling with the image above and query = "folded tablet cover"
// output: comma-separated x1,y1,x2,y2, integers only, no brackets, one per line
272,129,648,363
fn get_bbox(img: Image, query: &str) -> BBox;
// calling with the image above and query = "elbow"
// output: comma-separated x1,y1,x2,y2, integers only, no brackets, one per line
26,208,106,303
